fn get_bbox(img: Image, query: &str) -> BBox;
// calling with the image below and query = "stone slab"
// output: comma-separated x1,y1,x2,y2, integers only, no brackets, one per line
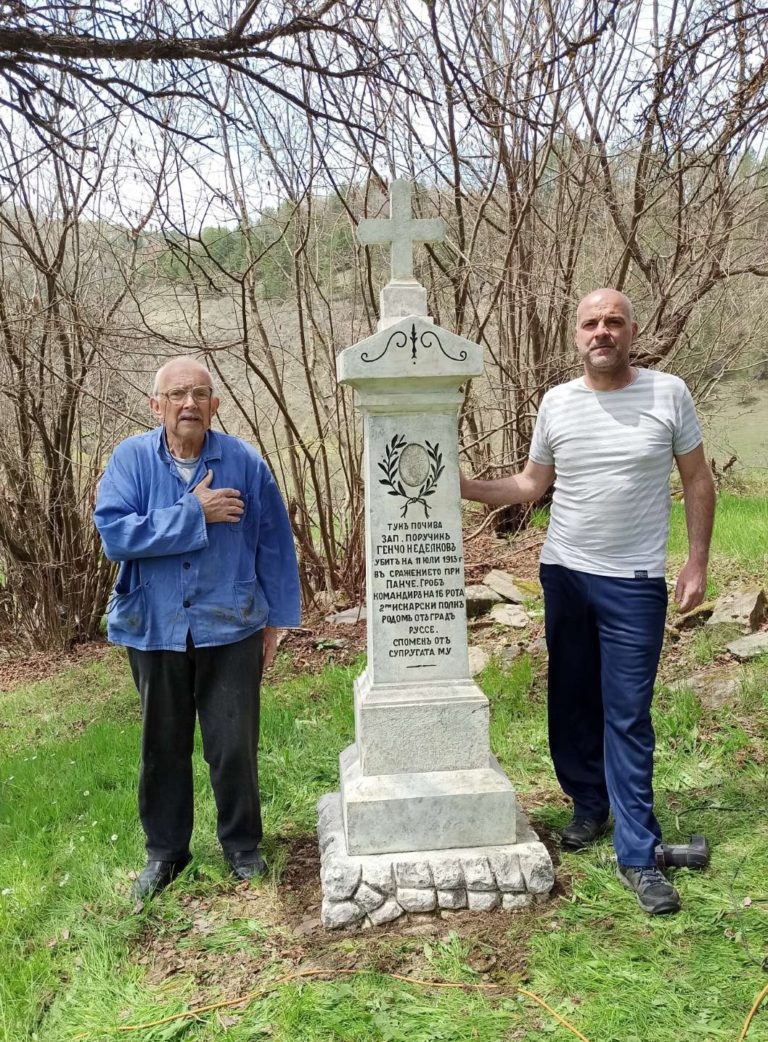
362,409,472,686
379,282,430,328
398,887,437,912
353,670,490,775
489,603,529,628
483,570,527,604
340,744,517,854
670,667,741,709
488,851,525,892
465,585,503,618
437,888,467,909
369,897,404,925
327,605,367,625
338,315,483,387
468,646,490,675
431,858,464,889
321,898,365,928
462,856,496,890
317,793,553,929
727,632,768,660
502,892,533,910
320,858,361,900
708,588,767,631
395,859,433,888
468,890,500,911
356,882,386,912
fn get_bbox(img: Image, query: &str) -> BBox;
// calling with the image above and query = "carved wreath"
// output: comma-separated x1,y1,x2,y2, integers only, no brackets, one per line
378,434,444,518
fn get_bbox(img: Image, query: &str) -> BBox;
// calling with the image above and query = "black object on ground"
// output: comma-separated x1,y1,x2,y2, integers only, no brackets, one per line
655,834,710,870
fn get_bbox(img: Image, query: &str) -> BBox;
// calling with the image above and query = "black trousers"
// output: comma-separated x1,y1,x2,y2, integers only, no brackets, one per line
127,630,264,862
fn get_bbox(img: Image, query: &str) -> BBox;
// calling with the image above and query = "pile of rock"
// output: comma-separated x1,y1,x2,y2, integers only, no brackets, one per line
318,793,554,929
674,586,768,660
671,587,767,699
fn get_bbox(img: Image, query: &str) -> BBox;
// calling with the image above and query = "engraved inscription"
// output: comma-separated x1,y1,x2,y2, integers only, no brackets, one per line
372,518,465,667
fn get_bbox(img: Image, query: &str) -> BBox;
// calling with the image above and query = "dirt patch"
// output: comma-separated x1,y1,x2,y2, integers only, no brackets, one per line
277,623,367,674
462,526,546,586
278,834,322,920
128,813,568,1009
0,639,111,693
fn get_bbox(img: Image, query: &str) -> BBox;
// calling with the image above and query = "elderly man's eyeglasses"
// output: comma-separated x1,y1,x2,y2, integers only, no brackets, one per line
157,386,214,404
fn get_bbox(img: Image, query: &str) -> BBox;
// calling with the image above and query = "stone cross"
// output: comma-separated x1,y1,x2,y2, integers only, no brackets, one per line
358,180,445,282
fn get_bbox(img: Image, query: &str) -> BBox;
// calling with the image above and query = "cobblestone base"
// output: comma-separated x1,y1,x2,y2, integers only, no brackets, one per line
317,792,555,929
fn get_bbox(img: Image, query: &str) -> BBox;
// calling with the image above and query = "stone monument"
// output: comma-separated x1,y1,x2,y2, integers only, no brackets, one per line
317,180,554,928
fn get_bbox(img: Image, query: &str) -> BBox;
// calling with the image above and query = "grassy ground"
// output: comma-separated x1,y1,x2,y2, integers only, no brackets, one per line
1,497,767,1042
667,491,768,595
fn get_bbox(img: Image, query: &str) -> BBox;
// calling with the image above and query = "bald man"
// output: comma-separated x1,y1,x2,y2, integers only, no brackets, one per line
95,358,300,899
462,290,715,914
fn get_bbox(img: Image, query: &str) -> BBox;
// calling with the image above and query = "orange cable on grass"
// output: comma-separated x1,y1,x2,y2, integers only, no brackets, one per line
70,967,593,1042
738,980,768,1042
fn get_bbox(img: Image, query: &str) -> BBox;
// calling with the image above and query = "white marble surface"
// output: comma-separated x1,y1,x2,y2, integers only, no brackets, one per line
339,744,518,855
353,670,489,775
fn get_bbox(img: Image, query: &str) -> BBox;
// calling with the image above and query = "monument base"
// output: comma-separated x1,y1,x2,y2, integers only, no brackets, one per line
340,743,517,854
317,792,555,929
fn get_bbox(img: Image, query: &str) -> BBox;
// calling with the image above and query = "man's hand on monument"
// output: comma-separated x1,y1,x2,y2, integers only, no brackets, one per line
193,469,245,523
262,627,281,670
675,558,708,614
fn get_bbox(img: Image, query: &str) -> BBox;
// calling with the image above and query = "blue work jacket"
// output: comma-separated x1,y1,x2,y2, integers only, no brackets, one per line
94,427,301,651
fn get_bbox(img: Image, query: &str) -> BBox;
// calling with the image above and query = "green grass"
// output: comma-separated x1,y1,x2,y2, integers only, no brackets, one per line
667,492,768,595
2,494,768,1042
2,648,767,1042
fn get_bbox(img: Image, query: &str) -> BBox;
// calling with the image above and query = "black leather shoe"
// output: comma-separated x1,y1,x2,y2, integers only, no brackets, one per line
227,848,267,881
132,855,191,900
617,864,681,915
560,816,610,851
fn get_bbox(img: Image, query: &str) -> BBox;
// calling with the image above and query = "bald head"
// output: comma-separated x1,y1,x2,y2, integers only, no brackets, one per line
152,356,214,396
577,288,635,324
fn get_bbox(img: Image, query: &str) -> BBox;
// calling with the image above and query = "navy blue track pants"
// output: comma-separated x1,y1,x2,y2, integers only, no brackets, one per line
540,564,667,866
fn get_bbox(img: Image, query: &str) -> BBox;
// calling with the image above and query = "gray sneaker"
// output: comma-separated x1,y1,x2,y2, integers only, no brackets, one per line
617,864,681,915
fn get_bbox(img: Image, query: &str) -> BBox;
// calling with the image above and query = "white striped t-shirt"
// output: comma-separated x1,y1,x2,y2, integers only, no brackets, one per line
529,368,702,578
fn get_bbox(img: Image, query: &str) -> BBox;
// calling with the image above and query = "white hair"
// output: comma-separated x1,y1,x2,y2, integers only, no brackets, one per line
151,356,217,396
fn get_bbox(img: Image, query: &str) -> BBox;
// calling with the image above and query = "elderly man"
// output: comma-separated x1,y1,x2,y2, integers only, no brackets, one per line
94,357,300,899
462,289,715,914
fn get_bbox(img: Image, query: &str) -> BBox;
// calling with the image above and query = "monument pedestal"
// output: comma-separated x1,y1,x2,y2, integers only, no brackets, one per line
353,668,490,775
317,180,554,928
340,743,517,854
